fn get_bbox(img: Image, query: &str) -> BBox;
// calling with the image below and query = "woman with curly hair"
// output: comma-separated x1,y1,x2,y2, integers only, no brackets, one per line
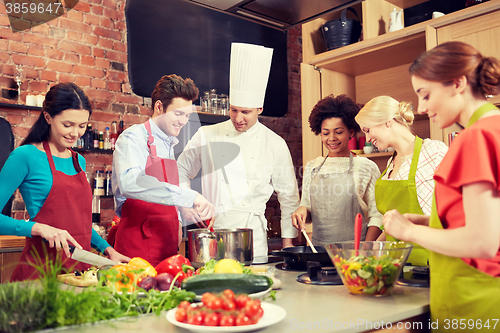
291,94,383,246
355,95,448,267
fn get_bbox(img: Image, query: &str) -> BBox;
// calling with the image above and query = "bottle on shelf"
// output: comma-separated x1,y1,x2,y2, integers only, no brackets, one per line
84,123,93,149
94,170,105,196
118,120,124,136
92,195,101,224
104,127,111,150
105,170,113,196
93,129,99,149
99,131,104,149
110,121,118,150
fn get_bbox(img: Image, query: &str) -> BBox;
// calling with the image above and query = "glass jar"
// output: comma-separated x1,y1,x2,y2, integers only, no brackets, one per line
219,94,228,115
210,89,218,114
94,170,105,196
201,91,210,113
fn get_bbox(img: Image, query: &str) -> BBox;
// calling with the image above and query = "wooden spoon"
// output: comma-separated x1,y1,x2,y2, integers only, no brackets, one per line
302,230,318,253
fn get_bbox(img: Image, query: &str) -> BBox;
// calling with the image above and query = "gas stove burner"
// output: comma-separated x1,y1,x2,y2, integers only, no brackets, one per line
275,262,305,271
296,262,343,285
397,266,430,288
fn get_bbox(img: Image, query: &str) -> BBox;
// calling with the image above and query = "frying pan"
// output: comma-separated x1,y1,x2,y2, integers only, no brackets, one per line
271,246,333,271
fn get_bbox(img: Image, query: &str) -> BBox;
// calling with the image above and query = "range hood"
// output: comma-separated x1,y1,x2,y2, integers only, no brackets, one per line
185,0,362,30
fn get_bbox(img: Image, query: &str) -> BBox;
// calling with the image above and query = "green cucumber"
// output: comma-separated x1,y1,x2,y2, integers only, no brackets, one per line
181,273,272,295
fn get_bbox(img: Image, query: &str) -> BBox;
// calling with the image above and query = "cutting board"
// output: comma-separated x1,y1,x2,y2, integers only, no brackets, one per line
57,273,98,287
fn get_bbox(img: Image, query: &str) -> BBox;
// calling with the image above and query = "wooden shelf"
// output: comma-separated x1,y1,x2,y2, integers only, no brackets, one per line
73,148,113,154
306,0,500,75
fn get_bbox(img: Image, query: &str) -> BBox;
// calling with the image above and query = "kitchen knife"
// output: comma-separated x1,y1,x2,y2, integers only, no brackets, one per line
69,245,119,267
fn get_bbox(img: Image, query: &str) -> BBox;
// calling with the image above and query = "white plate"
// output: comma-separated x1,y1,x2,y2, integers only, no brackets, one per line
193,287,272,301
166,302,286,332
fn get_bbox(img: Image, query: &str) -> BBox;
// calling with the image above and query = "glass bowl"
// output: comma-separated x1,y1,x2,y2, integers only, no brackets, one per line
326,241,413,297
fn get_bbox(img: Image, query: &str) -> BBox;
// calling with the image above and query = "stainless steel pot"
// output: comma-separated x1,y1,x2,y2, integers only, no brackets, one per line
187,228,253,268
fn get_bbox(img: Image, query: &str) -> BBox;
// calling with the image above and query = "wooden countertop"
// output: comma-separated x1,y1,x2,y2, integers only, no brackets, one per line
0,236,26,249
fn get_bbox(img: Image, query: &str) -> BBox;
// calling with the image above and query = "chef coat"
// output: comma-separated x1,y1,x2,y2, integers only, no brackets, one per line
177,119,300,262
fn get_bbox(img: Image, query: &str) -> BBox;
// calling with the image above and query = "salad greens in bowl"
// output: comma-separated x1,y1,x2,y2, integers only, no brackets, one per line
326,241,413,297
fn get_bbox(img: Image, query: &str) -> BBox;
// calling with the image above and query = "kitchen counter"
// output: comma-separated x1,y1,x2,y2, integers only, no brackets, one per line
44,261,430,333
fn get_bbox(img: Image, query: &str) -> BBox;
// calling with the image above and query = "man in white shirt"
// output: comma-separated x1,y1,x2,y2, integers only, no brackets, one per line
177,43,300,263
111,74,213,265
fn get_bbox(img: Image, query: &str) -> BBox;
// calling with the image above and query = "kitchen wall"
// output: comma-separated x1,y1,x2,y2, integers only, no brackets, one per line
0,1,302,236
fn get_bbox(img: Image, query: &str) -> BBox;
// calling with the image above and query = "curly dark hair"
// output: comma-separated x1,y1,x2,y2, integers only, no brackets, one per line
308,94,361,135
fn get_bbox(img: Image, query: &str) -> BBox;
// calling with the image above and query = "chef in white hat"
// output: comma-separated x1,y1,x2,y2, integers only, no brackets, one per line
177,42,300,263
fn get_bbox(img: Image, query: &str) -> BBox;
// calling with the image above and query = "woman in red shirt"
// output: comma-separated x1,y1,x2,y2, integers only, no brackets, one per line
383,41,500,330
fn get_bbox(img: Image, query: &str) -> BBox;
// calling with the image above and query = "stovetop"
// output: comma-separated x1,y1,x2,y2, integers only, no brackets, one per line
397,266,430,288
274,260,343,285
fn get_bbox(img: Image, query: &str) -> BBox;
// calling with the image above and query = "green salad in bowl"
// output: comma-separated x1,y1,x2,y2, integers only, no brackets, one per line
326,241,413,296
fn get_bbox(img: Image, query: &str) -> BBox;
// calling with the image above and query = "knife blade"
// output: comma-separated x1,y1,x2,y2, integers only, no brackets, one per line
69,245,119,267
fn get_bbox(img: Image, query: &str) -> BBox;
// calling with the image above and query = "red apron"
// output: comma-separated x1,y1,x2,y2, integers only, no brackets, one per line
113,121,179,267
11,141,92,281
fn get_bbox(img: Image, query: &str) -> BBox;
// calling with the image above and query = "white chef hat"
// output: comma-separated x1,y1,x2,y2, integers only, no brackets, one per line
229,42,273,108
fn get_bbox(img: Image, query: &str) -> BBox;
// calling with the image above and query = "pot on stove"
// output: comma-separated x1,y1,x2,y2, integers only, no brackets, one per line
188,228,253,268
271,246,332,270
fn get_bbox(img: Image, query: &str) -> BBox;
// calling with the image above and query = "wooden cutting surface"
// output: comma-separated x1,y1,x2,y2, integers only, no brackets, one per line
0,236,26,249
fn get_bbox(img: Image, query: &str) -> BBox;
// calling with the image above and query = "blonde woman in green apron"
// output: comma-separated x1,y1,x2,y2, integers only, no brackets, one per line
292,94,383,245
383,41,500,331
355,96,448,266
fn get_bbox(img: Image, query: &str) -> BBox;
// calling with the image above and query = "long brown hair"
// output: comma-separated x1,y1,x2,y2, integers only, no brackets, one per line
409,41,500,98
21,83,91,146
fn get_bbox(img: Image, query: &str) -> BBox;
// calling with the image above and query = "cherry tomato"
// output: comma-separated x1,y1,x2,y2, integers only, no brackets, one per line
203,312,220,326
256,306,264,318
221,297,236,311
235,313,252,326
174,308,187,322
201,293,214,306
220,314,235,326
222,289,235,301
187,311,203,325
205,296,222,310
234,294,250,309
244,300,260,318
178,301,191,309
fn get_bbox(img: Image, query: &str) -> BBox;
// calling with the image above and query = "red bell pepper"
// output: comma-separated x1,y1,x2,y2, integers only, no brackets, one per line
155,255,194,284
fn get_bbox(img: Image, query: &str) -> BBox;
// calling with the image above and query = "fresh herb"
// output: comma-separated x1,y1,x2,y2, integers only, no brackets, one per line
0,254,195,333
265,289,277,301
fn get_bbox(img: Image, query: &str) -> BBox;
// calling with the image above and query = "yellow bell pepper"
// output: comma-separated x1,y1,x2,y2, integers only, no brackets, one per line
128,257,157,279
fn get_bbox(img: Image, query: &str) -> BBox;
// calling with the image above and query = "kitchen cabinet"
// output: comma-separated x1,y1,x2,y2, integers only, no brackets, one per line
301,0,500,169
0,236,25,283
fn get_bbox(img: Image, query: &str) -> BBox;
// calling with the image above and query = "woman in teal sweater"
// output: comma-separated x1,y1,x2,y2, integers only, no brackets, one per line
0,83,128,281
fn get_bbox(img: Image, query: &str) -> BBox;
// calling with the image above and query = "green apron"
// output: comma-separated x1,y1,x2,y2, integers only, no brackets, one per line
429,103,500,332
375,136,429,266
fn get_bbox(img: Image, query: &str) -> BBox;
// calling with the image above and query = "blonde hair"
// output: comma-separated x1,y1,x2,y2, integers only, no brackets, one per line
355,96,414,129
